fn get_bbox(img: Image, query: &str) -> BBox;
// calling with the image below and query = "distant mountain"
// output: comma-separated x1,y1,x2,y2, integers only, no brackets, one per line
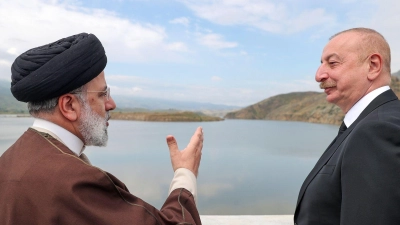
0,81,28,114
393,70,400,78
112,95,239,111
225,73,400,125
0,80,11,95
0,80,239,115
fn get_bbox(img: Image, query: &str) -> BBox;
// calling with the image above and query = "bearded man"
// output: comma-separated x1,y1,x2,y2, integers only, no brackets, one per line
0,33,203,225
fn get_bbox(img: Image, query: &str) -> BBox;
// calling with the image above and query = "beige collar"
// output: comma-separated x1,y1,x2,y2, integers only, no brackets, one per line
31,118,85,156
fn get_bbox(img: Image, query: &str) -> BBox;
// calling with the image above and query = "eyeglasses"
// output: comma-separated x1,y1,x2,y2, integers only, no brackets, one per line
72,87,111,101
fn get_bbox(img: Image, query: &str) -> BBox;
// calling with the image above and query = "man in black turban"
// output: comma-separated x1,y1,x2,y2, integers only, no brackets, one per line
0,33,203,225
11,33,107,102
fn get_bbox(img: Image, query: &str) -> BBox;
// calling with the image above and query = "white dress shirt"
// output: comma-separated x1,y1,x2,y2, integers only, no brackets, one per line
344,86,390,127
31,118,197,203
32,118,85,156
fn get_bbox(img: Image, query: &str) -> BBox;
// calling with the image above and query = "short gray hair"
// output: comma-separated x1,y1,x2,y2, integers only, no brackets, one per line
330,28,391,74
28,85,87,117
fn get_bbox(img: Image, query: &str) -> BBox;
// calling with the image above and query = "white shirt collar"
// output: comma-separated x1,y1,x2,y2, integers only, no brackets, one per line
31,118,85,156
344,86,390,127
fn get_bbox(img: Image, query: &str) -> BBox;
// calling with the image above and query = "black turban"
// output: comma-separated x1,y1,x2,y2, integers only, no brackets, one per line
10,33,107,102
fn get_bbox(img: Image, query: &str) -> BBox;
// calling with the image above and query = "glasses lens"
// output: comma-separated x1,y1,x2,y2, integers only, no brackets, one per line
107,87,110,100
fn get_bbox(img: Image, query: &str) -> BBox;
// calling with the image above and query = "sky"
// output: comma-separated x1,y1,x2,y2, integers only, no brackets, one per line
0,0,399,107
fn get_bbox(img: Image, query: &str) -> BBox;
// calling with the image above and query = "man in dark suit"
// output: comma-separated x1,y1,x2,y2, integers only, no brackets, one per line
294,28,400,224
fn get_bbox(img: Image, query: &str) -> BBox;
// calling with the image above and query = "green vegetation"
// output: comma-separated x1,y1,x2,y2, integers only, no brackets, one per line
0,83,28,114
0,104,28,114
111,111,224,122
0,102,28,114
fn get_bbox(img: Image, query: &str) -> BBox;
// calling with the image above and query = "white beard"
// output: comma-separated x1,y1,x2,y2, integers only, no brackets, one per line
78,102,109,146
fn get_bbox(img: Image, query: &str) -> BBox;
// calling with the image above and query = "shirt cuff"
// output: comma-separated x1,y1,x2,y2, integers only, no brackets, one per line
169,168,197,204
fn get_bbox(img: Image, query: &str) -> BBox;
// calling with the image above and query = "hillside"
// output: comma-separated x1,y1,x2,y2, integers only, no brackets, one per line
225,74,400,125
0,81,28,114
225,92,343,125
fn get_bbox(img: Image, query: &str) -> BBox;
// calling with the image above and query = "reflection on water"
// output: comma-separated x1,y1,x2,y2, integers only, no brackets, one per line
0,117,338,215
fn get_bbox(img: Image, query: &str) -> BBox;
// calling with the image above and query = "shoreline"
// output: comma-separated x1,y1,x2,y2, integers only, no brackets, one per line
110,111,224,122
0,114,31,118
200,215,293,225
0,114,340,126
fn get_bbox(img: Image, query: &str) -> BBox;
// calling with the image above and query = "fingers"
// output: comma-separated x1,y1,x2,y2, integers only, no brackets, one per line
187,127,203,150
194,127,203,140
198,127,204,141
166,127,203,176
166,135,179,155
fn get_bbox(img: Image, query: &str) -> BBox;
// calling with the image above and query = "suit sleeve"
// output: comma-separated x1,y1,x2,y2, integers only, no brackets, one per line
340,121,400,224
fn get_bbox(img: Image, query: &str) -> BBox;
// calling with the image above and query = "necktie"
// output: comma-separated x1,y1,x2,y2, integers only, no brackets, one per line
338,122,347,136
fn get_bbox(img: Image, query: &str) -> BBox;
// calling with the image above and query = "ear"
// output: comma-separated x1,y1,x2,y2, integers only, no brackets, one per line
367,53,383,81
58,94,81,122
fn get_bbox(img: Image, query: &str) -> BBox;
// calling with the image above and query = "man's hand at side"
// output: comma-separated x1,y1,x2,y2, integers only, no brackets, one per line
166,127,203,177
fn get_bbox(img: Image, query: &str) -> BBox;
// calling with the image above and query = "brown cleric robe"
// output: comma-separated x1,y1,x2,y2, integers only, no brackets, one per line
0,128,201,225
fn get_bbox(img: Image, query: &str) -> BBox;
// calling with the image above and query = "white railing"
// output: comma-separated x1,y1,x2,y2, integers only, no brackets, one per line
200,215,293,225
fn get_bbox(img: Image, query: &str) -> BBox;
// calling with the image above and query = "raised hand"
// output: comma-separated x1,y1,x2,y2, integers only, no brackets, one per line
166,127,203,177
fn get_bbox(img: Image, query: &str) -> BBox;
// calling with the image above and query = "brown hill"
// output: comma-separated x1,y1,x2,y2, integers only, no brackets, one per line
111,111,223,122
225,75,400,125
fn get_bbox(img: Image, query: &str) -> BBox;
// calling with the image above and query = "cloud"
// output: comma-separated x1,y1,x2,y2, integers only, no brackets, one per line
111,85,143,95
0,0,189,65
169,17,190,26
0,60,11,67
165,42,189,52
107,75,149,83
177,0,336,34
131,87,142,92
6,48,18,56
285,8,336,33
211,76,222,81
197,33,237,49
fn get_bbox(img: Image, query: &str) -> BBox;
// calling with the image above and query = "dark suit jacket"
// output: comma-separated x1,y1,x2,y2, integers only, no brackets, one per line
0,128,201,225
294,89,400,225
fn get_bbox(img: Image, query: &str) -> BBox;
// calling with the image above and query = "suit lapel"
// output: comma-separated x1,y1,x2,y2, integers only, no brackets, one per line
295,89,398,208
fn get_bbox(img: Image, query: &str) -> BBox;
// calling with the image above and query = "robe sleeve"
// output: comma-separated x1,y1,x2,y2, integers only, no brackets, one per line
53,160,201,225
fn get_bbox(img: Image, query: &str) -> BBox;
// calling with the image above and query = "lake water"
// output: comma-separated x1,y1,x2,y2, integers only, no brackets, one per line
0,117,338,215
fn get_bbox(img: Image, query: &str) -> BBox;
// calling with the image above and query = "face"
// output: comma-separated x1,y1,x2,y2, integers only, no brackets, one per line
79,100,109,146
78,71,116,146
315,32,371,113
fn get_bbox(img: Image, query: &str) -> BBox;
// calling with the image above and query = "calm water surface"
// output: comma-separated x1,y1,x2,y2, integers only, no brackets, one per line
0,117,338,215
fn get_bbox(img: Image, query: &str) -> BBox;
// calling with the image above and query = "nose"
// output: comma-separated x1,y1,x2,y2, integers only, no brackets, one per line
315,64,329,82
106,96,117,111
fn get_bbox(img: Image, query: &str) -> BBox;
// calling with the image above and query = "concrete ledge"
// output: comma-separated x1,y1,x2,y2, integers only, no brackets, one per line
200,215,293,225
